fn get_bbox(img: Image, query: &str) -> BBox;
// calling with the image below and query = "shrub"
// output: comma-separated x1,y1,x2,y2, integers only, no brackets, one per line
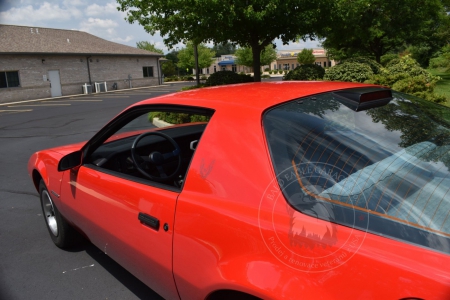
324,62,374,83
340,57,382,74
283,64,325,81
429,56,450,69
261,74,270,79
205,71,253,86
264,67,270,71
366,55,444,103
180,84,205,91
385,55,435,82
278,70,284,74
380,54,399,66
200,75,207,80
149,111,210,124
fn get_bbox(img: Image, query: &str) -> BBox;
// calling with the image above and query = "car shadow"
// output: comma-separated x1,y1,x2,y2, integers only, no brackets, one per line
69,241,164,300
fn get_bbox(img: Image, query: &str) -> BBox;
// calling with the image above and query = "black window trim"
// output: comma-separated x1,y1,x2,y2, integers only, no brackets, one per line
143,66,154,78
0,70,20,88
80,104,215,191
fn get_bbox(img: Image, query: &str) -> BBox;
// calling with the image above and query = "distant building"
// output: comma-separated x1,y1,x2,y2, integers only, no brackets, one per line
196,55,253,75
0,24,163,103
273,49,335,70
197,48,334,76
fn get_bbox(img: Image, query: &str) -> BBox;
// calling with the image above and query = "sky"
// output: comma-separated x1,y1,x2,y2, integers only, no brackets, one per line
0,0,320,54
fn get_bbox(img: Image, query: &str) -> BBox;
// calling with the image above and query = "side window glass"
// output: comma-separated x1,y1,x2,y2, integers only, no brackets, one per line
87,107,213,190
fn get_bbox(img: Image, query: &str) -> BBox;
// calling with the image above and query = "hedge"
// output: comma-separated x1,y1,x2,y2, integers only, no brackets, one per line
205,71,253,86
324,62,374,83
283,64,325,81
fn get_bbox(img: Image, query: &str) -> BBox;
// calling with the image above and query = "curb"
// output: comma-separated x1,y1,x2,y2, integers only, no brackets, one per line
0,83,182,107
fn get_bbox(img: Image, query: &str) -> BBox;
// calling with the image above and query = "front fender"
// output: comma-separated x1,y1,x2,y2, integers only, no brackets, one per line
28,150,64,202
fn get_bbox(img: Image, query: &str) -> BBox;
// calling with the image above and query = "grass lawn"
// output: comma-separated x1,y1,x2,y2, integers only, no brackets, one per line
428,68,450,107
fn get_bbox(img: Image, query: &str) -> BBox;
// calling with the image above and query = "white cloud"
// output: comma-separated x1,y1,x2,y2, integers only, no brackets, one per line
0,2,82,24
85,2,120,17
63,0,86,7
78,17,122,44
88,17,117,28
112,35,134,43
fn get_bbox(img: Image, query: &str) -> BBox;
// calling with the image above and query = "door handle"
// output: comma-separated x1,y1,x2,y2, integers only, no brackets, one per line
138,212,160,230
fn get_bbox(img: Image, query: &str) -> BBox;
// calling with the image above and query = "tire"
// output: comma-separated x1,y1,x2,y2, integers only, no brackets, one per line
39,180,78,249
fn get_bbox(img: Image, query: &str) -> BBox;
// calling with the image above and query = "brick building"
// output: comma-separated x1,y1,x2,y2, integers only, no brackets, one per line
0,24,163,103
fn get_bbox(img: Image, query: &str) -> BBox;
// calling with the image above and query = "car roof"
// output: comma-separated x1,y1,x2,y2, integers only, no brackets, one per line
134,81,381,112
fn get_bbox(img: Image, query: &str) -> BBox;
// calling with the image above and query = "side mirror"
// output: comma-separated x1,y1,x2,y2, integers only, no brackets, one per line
58,151,82,171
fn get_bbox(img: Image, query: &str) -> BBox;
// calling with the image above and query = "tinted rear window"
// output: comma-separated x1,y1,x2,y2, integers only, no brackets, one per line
263,90,450,253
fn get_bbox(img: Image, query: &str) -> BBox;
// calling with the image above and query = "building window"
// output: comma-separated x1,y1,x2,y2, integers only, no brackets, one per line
221,66,226,71
273,64,277,70
329,61,332,67
232,65,237,72
214,66,217,73
292,64,295,69
283,64,289,70
207,68,209,74
0,71,20,88
278,64,282,70
143,66,154,77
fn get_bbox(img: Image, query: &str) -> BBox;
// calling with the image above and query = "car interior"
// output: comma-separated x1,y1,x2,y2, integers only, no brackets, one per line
85,108,212,190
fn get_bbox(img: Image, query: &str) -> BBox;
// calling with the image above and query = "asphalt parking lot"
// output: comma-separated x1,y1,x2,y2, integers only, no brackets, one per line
0,82,193,300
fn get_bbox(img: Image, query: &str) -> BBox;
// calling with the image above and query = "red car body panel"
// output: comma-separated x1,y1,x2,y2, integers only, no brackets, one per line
28,82,450,299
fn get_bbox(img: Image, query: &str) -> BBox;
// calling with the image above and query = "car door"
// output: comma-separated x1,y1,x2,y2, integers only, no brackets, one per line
57,106,213,300
60,165,180,300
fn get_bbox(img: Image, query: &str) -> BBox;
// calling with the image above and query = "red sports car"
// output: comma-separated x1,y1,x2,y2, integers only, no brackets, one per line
28,82,450,299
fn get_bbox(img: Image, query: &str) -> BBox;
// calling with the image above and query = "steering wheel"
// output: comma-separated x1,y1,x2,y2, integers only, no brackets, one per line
131,131,182,182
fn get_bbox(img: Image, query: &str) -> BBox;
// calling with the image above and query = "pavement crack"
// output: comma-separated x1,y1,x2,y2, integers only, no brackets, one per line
0,130,97,138
0,189,38,197
0,118,84,130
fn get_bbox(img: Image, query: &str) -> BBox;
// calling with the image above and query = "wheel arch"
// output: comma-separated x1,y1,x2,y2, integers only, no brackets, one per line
32,169,44,192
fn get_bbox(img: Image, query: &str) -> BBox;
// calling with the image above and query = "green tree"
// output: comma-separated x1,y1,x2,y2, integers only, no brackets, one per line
177,42,215,71
297,49,316,65
235,45,277,70
321,0,447,63
161,60,177,76
116,0,327,82
136,41,164,54
165,50,179,64
212,42,237,57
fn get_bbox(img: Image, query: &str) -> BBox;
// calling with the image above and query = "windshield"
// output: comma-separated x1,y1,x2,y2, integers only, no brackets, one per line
263,90,450,253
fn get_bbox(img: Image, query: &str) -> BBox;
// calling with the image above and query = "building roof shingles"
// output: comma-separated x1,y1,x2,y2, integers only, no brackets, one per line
0,24,162,57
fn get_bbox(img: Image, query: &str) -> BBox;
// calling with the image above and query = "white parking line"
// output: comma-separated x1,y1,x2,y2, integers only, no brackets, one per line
0,109,33,112
94,95,129,98
7,104,71,107
47,100,103,102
